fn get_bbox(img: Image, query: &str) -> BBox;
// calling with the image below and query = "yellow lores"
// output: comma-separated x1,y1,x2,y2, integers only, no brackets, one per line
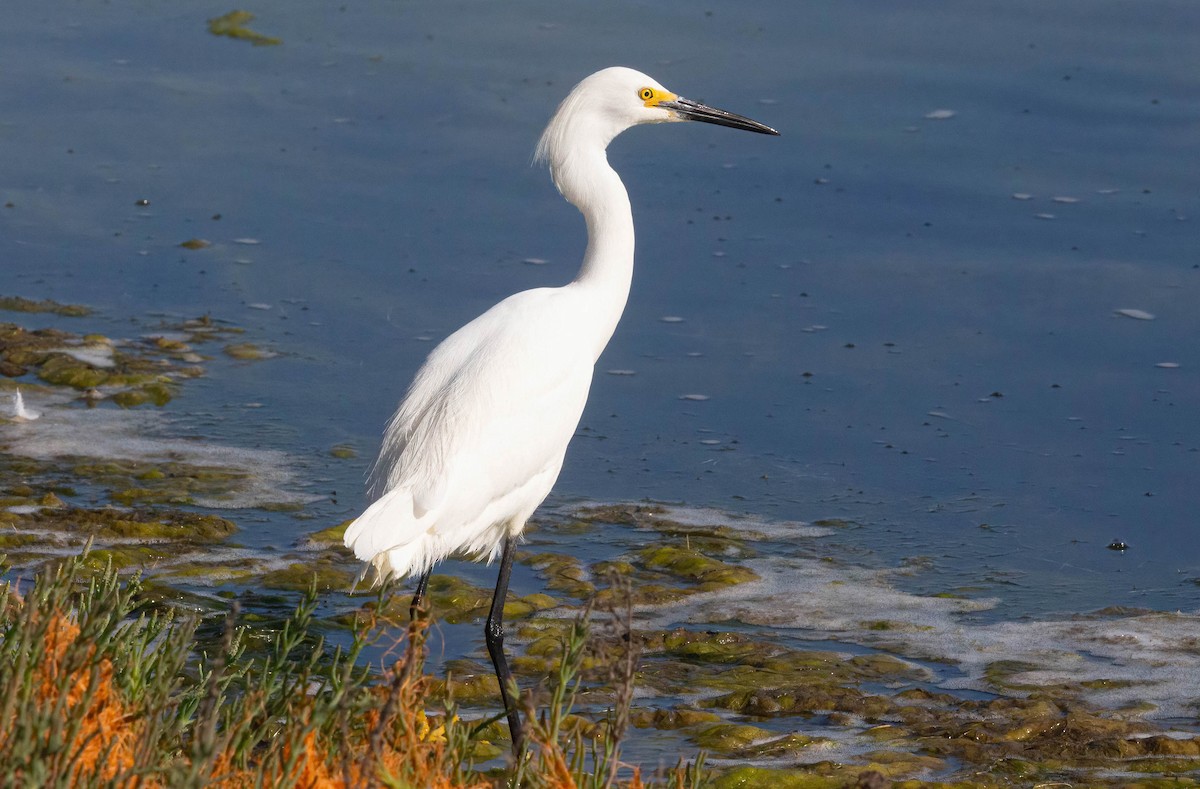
639,86,678,106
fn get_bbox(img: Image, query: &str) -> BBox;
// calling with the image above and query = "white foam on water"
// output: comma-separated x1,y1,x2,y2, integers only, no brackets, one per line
47,344,116,368
629,510,1200,720
2,403,319,510
649,503,836,540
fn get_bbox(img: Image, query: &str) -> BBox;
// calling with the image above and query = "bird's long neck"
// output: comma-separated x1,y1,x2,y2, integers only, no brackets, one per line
553,148,635,361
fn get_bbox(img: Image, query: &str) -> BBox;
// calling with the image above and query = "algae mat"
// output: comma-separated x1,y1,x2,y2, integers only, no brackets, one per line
3,306,1200,786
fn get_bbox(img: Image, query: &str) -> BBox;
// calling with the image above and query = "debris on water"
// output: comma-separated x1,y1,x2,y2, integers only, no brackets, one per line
924,109,956,120
1034,213,1056,220
9,388,40,421
246,303,272,311
1011,193,1034,201
180,238,210,250
1108,540,1129,551
233,237,262,245
1052,195,1081,203
1114,308,1155,320
207,11,282,47
1154,361,1179,369
660,316,685,323
680,394,710,401
522,257,548,265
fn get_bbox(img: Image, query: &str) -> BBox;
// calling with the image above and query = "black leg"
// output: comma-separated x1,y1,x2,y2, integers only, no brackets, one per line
486,533,524,756
409,568,431,620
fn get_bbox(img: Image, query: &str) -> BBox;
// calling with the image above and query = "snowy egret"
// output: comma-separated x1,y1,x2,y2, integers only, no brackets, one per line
344,66,777,754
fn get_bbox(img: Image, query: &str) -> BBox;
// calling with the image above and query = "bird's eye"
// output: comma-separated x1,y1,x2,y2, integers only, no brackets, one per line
639,88,655,101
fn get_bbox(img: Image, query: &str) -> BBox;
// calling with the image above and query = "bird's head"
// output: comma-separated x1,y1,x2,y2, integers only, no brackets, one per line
535,66,778,168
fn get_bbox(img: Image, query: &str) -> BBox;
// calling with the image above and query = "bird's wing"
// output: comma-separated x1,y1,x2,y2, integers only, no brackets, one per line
346,287,594,573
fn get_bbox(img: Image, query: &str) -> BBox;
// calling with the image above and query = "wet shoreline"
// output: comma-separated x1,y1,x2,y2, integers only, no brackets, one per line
3,304,1199,785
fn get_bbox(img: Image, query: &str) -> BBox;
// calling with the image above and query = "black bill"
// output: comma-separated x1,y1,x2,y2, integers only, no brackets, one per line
658,97,779,135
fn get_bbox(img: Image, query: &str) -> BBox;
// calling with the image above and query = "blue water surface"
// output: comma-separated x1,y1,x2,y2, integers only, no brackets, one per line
2,0,1198,623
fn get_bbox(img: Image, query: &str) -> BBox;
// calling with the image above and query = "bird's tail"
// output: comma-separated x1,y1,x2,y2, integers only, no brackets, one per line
343,486,440,582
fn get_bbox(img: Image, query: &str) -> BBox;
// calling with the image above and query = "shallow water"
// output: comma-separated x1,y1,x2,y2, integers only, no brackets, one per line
3,0,1199,759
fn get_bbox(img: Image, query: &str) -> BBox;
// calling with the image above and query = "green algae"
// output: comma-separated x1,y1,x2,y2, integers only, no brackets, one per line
711,768,844,789
111,381,177,407
983,658,1044,691
1,315,248,407
513,616,575,644
637,543,759,588
430,661,501,705
329,444,357,459
0,452,261,587
0,295,91,317
557,505,762,607
258,501,306,512
574,502,655,525
11,506,236,543
525,530,760,609
259,560,358,592
691,722,774,751
1129,756,1200,773
223,342,273,360
366,574,558,625
811,518,862,530
110,487,192,506
523,551,595,599
629,707,721,730
68,459,251,507
36,353,112,388
155,557,264,585
736,733,833,760
0,532,41,550
207,10,282,46
80,544,176,571
710,754,953,789
425,574,494,623
306,520,350,546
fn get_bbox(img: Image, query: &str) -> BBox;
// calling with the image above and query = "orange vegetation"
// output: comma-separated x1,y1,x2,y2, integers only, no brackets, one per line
2,590,656,789
32,612,144,785
4,602,494,789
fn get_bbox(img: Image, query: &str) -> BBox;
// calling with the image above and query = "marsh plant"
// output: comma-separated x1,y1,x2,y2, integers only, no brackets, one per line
0,553,700,788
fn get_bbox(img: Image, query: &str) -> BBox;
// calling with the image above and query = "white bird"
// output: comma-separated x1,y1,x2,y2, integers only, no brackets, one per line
344,66,777,753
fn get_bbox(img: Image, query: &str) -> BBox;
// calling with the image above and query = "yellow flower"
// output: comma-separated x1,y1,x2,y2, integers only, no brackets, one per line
414,710,452,743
